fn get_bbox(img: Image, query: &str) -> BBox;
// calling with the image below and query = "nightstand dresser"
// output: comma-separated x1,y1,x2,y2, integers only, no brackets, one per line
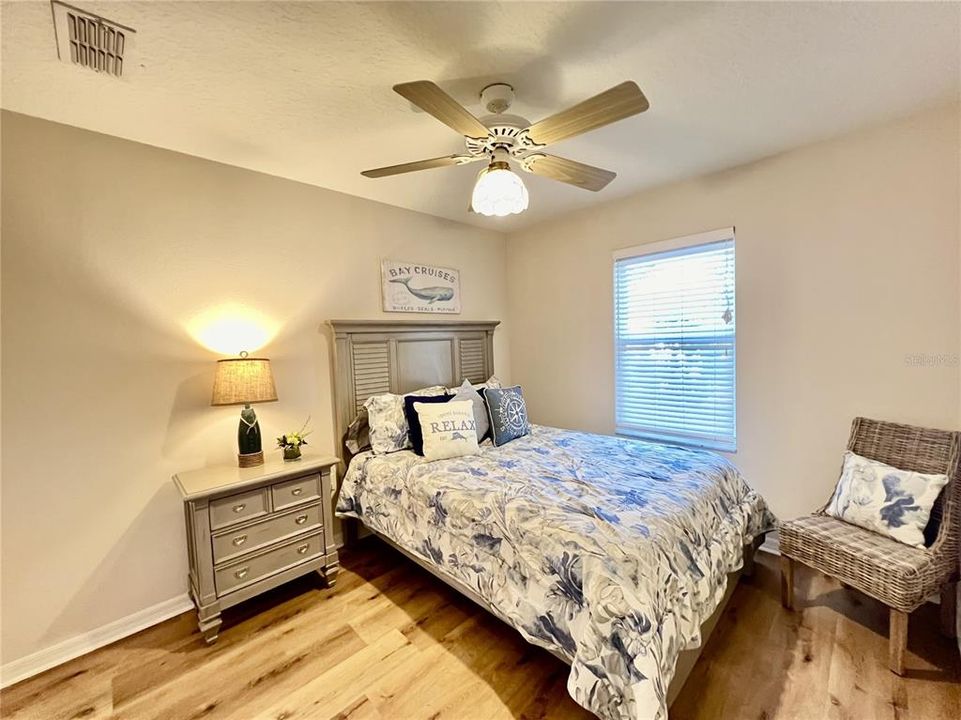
173,453,340,643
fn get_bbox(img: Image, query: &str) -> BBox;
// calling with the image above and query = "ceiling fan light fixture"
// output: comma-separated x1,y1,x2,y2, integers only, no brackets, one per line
363,79,649,215
471,161,529,217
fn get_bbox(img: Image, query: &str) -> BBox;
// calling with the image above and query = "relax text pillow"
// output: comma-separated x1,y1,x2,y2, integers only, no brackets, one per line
414,400,480,461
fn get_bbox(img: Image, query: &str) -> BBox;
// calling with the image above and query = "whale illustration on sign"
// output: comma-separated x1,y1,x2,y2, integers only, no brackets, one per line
382,260,461,314
450,431,469,441
390,277,455,305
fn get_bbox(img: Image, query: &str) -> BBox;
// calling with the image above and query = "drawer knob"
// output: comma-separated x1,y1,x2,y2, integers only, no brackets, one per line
232,503,246,514
297,543,310,555
295,514,308,525
234,567,249,579
291,488,304,496
232,534,247,547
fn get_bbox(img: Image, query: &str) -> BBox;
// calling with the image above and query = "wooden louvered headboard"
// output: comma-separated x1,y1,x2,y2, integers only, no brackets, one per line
328,320,499,457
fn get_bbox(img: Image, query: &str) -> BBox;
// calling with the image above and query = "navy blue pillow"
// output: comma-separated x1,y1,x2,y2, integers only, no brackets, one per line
404,394,452,456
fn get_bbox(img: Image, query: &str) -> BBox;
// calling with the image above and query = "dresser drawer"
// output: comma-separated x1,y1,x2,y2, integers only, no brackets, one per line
215,531,323,596
271,473,321,511
211,503,322,564
209,488,268,530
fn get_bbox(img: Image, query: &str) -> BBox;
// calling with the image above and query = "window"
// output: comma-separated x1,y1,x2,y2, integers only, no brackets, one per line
613,228,736,452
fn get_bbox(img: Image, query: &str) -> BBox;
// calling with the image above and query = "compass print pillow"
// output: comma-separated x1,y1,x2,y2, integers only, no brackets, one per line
483,385,531,447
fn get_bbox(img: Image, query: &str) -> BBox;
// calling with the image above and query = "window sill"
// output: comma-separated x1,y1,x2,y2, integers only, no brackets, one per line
615,430,737,455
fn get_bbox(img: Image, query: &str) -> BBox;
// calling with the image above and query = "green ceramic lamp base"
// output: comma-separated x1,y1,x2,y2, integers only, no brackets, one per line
237,404,265,467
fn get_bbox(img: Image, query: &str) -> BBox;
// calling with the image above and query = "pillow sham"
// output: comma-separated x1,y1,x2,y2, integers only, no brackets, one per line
403,393,452,456
345,407,371,454
483,385,531,447
825,450,949,548
476,375,502,391
364,385,447,454
450,379,490,442
415,400,479,461
448,375,502,393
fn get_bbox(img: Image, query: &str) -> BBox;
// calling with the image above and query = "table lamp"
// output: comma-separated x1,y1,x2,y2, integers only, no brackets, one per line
211,351,278,467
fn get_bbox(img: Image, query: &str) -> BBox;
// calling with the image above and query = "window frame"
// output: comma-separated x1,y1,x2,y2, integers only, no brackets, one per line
612,227,737,453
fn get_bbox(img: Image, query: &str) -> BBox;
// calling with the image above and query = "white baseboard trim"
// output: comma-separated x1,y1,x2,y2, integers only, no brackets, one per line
1,593,192,689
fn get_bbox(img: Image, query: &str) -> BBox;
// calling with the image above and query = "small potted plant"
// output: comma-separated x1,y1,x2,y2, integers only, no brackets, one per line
277,417,311,461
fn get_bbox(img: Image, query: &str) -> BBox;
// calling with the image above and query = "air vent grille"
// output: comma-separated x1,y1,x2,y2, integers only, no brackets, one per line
51,1,135,78
67,11,125,75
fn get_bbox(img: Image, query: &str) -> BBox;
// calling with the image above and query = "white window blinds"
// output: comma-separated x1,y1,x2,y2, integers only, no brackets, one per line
613,230,736,452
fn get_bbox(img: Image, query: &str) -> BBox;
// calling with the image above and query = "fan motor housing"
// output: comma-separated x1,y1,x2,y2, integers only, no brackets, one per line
466,113,535,157
465,83,540,158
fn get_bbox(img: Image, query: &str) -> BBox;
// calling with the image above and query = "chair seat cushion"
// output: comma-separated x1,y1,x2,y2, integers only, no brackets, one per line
780,514,938,611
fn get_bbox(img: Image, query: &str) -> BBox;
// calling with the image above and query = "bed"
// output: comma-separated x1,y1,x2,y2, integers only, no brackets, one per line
329,320,774,720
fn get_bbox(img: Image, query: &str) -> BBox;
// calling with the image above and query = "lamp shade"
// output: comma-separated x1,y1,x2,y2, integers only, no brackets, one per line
211,357,278,406
471,163,529,217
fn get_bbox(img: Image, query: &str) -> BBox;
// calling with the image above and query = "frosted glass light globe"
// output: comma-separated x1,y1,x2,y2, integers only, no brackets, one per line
471,165,529,217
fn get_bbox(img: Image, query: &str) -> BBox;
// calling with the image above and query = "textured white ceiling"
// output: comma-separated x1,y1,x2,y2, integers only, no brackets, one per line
2,1,959,231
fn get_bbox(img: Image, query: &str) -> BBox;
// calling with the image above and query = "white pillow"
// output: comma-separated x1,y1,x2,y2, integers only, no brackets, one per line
364,385,447,455
825,451,949,548
414,400,479,461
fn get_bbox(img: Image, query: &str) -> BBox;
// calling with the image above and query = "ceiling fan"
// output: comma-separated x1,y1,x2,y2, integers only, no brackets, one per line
361,80,649,217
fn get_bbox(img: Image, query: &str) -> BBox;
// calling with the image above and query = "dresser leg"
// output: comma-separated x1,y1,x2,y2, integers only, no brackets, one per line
197,601,222,645
320,562,340,589
199,613,222,644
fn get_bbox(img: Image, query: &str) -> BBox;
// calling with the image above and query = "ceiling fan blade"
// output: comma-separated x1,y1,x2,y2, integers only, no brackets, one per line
361,154,482,178
520,153,616,192
524,81,649,147
394,81,490,140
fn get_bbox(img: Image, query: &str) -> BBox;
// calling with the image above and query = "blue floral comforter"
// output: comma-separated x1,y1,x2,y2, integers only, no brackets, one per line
336,425,774,720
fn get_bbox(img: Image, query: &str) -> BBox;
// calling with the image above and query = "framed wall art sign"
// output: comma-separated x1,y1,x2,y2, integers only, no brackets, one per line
381,260,461,314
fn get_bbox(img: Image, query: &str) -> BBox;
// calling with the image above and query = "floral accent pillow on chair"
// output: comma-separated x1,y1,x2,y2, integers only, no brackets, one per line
364,385,448,454
825,451,949,548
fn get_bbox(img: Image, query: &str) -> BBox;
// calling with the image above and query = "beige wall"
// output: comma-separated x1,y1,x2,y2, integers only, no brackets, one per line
0,111,509,666
3,102,960,672
507,104,960,522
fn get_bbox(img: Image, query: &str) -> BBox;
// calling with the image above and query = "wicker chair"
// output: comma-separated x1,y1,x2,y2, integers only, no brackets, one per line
779,417,959,675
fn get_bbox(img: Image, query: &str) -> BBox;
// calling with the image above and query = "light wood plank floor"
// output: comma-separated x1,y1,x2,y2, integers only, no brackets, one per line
2,542,958,720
